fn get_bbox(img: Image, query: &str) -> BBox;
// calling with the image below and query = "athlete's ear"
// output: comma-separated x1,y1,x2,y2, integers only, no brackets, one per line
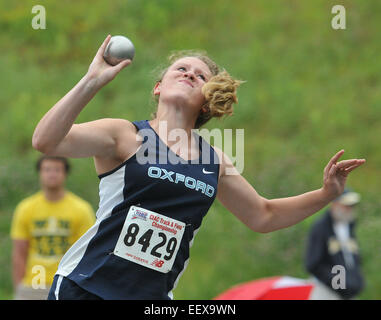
153,81,161,96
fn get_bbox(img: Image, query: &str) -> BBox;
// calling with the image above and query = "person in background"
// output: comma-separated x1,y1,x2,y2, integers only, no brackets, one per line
305,188,365,300
10,155,95,300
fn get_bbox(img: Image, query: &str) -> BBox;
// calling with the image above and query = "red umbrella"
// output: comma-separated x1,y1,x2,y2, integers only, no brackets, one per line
214,276,315,300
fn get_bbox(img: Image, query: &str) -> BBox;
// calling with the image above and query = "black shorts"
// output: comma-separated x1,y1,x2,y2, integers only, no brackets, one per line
47,275,102,300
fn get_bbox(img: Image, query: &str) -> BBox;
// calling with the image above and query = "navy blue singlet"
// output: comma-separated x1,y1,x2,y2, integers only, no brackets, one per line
54,120,220,299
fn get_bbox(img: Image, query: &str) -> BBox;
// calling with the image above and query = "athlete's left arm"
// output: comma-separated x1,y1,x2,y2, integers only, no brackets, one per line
215,148,365,233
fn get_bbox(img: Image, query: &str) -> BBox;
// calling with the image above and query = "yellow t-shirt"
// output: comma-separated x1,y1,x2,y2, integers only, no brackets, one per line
10,191,95,287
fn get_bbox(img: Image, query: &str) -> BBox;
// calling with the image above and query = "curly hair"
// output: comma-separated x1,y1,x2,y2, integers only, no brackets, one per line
151,50,244,128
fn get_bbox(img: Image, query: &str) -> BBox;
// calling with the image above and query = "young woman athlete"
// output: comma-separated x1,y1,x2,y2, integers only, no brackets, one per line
32,35,366,300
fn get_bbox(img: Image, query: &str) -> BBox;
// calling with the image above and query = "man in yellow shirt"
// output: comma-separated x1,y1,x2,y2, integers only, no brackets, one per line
10,155,95,300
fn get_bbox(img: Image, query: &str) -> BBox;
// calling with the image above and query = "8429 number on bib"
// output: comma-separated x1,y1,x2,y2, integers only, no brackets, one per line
113,206,186,273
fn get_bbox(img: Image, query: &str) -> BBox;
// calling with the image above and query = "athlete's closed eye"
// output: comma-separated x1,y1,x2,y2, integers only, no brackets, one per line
198,74,206,81
177,66,206,81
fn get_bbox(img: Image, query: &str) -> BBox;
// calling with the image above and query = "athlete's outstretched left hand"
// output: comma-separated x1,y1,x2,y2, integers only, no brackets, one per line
322,150,366,200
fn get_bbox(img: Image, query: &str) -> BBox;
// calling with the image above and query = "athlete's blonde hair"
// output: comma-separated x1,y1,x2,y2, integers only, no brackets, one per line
151,50,244,128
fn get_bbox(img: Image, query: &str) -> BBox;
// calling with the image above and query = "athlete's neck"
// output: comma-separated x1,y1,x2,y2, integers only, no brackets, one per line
153,100,199,135
149,116,200,160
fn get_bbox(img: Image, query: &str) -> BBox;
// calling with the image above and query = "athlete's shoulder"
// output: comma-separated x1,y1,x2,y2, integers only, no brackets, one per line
210,145,240,178
209,145,231,166
105,118,142,146
97,118,138,134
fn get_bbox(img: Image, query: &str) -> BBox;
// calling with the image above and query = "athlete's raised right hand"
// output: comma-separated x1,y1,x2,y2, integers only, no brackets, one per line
32,35,132,158
86,35,132,89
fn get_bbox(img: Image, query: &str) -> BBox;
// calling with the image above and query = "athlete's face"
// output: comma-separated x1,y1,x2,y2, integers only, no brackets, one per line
153,57,212,112
39,159,67,190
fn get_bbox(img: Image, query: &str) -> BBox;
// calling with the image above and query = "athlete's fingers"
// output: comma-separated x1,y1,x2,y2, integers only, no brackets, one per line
328,163,337,177
96,34,111,57
328,159,365,177
336,159,361,170
112,59,132,73
324,150,344,177
344,160,366,174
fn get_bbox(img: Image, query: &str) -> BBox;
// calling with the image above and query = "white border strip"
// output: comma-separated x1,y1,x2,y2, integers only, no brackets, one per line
54,275,64,300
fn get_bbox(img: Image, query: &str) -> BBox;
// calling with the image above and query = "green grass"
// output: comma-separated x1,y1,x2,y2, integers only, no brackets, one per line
1,0,380,299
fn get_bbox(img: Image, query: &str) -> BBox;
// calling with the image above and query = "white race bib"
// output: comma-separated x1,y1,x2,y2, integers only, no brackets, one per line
114,206,186,273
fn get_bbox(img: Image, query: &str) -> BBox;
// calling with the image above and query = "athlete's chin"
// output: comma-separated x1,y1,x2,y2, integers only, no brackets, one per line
160,93,201,109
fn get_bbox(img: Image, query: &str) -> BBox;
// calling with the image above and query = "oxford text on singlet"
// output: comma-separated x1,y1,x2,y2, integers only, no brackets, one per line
147,166,215,197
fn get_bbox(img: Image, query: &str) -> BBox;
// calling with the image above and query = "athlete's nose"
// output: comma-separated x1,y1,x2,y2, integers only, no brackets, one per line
184,71,195,81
